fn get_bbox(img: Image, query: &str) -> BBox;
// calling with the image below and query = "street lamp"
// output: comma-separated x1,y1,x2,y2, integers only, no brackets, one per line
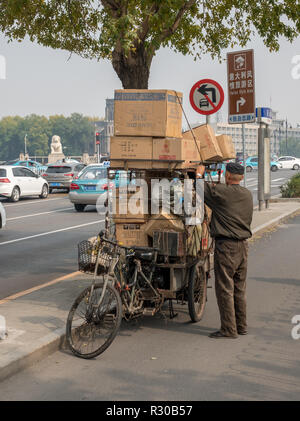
285,118,288,155
24,134,28,156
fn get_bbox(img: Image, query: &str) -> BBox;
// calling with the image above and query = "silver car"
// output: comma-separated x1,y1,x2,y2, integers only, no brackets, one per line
0,202,6,229
43,162,86,193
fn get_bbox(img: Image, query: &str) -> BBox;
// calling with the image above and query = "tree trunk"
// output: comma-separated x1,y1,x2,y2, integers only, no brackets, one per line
112,44,153,89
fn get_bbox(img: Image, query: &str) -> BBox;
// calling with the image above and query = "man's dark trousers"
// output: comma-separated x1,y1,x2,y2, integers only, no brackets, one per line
214,238,248,337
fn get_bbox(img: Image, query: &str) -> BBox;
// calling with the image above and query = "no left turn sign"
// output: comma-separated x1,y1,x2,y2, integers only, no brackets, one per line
189,79,224,115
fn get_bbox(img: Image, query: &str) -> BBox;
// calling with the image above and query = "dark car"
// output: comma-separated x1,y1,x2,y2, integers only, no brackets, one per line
43,162,86,193
235,152,248,163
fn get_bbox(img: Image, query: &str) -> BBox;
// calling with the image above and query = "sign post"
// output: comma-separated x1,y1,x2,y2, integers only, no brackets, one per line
257,107,272,210
227,49,255,187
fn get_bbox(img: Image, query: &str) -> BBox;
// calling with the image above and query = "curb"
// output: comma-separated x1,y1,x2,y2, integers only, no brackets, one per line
0,328,66,383
251,206,300,239
1,203,300,383
269,197,300,203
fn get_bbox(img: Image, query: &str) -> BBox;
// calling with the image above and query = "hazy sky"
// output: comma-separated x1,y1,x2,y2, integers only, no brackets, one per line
0,33,299,126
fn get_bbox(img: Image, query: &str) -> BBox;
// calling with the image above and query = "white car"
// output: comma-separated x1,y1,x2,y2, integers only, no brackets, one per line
0,166,49,202
0,202,6,229
276,156,300,170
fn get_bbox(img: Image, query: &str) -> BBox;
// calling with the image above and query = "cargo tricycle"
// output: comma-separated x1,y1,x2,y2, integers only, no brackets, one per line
66,165,215,359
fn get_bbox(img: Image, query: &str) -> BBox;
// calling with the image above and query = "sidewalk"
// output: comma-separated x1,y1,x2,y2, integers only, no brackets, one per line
1,199,300,382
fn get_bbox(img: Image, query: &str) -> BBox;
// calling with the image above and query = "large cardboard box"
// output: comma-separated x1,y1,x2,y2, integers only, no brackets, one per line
114,90,183,138
112,186,149,223
110,159,153,169
183,124,222,161
144,211,184,238
115,223,149,247
110,136,153,160
153,137,201,164
216,134,236,160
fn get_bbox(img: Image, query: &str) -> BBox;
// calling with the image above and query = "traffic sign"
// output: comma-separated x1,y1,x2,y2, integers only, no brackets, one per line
189,79,224,115
256,107,272,125
227,49,255,124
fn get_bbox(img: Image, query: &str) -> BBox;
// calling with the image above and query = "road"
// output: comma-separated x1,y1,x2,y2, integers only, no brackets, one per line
243,168,294,205
0,168,296,299
0,213,299,400
0,192,105,299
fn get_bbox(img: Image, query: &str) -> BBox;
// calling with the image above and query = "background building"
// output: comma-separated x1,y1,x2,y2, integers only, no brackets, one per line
97,99,300,159
216,111,300,158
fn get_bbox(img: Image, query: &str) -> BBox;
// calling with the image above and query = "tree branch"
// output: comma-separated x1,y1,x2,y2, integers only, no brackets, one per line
160,0,197,42
138,2,160,42
100,0,122,18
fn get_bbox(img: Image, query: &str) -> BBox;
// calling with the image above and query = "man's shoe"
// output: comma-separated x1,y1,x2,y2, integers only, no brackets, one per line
209,330,238,339
238,330,248,335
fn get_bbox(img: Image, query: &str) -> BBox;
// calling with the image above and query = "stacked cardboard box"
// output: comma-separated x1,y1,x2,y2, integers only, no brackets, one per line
216,134,236,160
112,186,148,224
110,89,203,169
110,90,218,248
113,89,183,138
183,124,223,162
111,89,186,247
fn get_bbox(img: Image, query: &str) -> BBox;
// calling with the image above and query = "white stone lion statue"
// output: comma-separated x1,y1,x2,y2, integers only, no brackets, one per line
50,135,63,154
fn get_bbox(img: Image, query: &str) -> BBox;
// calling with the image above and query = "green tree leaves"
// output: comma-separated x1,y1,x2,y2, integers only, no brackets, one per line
0,113,96,160
0,1,299,86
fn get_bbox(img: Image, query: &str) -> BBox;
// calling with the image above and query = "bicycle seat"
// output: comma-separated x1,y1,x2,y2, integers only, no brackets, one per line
128,246,157,262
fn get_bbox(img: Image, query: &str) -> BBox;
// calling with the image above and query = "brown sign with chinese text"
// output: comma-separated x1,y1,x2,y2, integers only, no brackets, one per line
227,49,255,124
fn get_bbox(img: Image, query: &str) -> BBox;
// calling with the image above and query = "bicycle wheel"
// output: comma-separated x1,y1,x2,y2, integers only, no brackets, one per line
187,262,207,322
66,282,122,359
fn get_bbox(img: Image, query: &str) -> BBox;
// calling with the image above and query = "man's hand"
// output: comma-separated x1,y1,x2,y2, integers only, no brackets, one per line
196,165,206,178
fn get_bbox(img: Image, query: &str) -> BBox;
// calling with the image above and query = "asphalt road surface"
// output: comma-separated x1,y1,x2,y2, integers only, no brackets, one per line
0,168,296,299
244,168,295,205
1,213,299,401
0,192,105,299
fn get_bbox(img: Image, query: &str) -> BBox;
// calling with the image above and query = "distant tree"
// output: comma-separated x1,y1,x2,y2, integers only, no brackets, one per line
21,114,52,156
0,113,97,160
49,113,95,155
0,1,299,88
0,116,23,160
280,138,300,158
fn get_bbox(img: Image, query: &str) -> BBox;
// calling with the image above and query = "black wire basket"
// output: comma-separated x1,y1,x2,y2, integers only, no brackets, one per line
78,239,113,275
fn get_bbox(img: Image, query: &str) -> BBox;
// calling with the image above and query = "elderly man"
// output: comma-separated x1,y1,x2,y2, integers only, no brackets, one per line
197,162,253,339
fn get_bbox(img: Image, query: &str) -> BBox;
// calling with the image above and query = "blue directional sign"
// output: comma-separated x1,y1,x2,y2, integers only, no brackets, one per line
256,107,272,125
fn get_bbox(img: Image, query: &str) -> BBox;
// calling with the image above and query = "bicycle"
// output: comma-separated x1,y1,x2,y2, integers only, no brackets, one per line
66,229,210,359
66,235,124,359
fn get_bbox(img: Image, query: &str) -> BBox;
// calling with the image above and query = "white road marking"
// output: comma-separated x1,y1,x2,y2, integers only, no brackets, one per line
0,220,104,246
6,207,73,221
272,178,285,182
2,197,67,207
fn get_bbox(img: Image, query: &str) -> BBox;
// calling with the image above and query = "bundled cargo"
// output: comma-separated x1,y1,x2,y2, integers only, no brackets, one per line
143,210,184,238
112,186,148,223
115,223,149,247
114,89,183,138
216,134,236,160
110,136,153,161
153,137,201,166
183,124,223,161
